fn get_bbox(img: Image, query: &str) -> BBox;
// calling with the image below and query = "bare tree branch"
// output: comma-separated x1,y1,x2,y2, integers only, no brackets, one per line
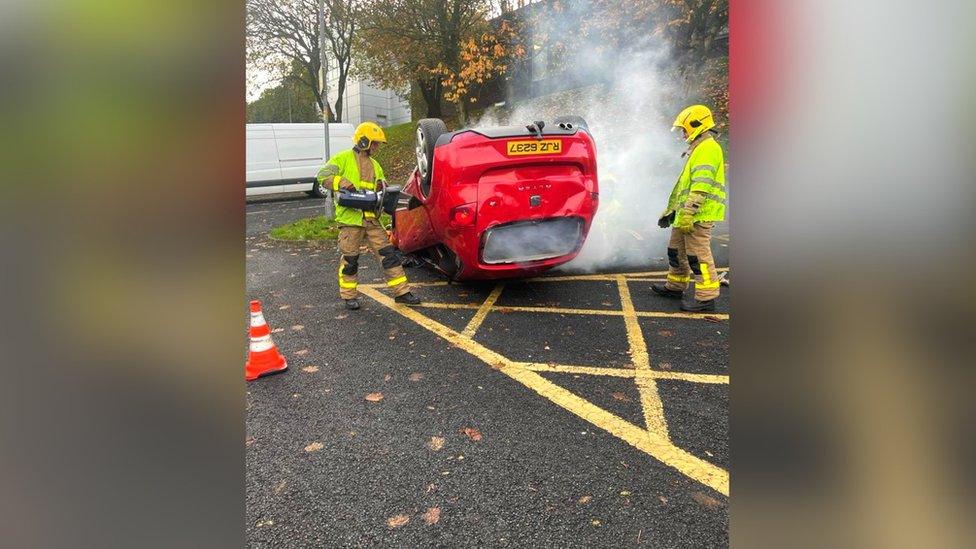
246,0,363,122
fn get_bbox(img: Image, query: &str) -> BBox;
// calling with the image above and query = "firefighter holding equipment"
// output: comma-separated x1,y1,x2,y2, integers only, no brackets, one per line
653,105,726,312
318,121,421,310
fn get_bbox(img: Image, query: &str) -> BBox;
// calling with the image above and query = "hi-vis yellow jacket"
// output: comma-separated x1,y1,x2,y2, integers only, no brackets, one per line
667,135,726,222
317,149,386,227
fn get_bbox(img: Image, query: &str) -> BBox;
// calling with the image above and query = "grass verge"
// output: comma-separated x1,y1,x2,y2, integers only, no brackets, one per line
269,215,339,240
269,214,392,241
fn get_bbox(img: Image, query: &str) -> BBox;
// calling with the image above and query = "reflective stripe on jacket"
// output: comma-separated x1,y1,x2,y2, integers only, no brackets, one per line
667,135,726,222
316,149,386,227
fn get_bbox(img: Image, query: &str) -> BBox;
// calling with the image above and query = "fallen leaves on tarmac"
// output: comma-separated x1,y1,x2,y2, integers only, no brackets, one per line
657,330,673,337
273,480,287,495
295,349,309,356
611,392,631,402
409,372,424,382
461,427,483,441
658,362,673,370
245,437,256,447
427,436,446,451
304,442,324,452
301,366,319,373
691,491,723,509
423,507,441,525
291,325,304,331
387,514,410,528
365,392,384,402
578,495,592,504
278,305,290,310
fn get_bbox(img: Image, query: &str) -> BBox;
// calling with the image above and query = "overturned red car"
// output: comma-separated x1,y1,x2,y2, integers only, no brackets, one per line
391,116,599,281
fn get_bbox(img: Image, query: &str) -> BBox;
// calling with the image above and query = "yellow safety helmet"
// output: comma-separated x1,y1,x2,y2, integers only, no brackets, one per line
672,104,715,143
353,121,387,150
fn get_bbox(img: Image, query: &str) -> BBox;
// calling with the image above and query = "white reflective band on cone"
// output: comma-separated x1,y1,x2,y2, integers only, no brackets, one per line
250,311,267,327
250,334,274,352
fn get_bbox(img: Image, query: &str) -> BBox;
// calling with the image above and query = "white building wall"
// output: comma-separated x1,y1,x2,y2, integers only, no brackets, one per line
326,60,411,127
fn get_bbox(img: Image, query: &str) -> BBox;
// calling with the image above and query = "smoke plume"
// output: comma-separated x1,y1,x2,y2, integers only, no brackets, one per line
473,7,696,273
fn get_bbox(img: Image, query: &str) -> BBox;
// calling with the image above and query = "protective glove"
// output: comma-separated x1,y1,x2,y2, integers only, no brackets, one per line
657,209,676,228
673,209,695,233
674,192,706,234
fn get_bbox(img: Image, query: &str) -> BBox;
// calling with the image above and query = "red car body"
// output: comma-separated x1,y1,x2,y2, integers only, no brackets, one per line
392,123,599,280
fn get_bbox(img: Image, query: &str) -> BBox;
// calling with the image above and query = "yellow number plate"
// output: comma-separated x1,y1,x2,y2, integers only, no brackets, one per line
506,139,562,156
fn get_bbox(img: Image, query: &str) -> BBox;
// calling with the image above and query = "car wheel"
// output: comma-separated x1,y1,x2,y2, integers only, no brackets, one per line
415,118,447,197
310,178,329,198
553,115,589,133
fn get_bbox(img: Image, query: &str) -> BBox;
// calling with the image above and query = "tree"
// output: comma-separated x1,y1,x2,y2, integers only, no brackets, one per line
650,0,728,64
246,0,361,122
432,20,524,123
247,64,321,123
516,0,727,120
356,0,501,119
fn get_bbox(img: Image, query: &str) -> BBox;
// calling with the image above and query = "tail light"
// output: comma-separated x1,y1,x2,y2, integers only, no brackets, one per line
450,204,476,226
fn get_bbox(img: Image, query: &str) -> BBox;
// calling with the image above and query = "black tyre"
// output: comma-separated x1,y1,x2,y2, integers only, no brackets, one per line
310,178,329,198
415,118,447,197
553,115,589,133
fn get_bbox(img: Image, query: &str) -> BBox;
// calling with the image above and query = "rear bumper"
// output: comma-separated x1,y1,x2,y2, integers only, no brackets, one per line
451,216,589,280
481,217,584,264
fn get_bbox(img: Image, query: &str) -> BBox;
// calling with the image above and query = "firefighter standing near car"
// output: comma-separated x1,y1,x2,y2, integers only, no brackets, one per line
652,105,726,312
317,121,421,310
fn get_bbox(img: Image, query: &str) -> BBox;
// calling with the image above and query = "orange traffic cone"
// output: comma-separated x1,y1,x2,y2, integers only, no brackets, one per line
245,300,288,381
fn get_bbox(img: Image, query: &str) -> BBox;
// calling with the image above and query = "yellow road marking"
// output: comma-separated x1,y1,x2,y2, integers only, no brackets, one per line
638,311,729,321
359,284,729,495
416,302,482,310
617,276,670,443
518,362,638,378
493,304,729,321
649,370,729,384
495,305,620,316
414,302,729,321
461,284,504,338
519,362,729,384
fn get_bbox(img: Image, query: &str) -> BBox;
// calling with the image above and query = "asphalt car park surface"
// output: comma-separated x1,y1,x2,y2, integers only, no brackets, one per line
246,196,730,548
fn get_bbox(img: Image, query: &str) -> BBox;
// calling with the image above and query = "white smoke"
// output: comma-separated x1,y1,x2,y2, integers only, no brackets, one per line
472,27,690,273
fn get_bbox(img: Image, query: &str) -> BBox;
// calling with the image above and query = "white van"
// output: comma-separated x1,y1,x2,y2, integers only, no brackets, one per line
246,123,354,198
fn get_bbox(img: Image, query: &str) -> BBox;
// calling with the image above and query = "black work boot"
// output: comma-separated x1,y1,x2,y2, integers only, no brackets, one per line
651,282,684,299
681,297,716,312
344,298,361,310
394,292,421,305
